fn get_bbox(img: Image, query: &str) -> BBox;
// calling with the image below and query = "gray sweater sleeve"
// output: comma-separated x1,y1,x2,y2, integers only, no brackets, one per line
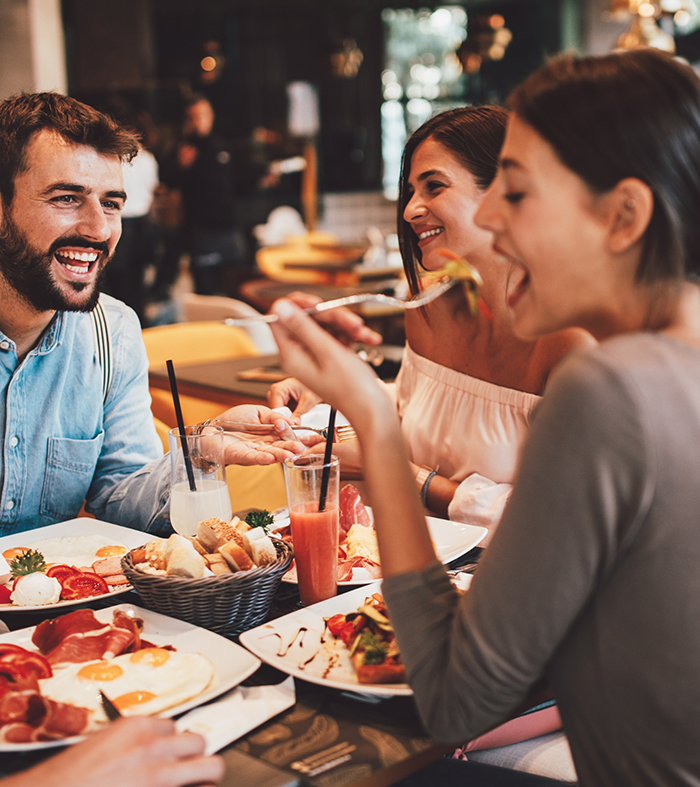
382,348,653,743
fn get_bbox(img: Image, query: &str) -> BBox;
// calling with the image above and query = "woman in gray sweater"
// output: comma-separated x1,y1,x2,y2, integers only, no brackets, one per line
270,49,700,787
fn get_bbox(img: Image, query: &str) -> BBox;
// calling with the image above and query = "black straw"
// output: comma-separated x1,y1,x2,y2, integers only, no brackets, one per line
167,359,196,492
318,407,336,512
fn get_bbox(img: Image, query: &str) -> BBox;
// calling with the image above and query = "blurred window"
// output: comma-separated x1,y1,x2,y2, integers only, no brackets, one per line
381,7,468,199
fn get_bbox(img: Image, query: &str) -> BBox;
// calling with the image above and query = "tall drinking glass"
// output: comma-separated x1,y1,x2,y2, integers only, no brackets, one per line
282,454,339,606
168,425,232,536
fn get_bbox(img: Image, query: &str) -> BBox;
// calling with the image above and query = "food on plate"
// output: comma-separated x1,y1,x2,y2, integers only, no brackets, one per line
0,535,130,606
244,509,274,532
326,593,405,684
132,515,279,578
0,608,215,743
11,573,62,606
345,524,380,564
277,484,381,583
39,647,214,721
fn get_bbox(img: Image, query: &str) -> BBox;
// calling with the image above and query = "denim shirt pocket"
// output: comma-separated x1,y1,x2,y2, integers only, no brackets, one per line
40,432,105,520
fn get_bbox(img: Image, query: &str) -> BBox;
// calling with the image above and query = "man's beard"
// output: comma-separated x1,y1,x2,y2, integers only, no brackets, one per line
0,213,110,313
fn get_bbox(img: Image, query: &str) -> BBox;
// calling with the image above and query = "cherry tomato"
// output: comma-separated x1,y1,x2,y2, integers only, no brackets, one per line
326,614,347,637
60,572,109,600
46,564,80,585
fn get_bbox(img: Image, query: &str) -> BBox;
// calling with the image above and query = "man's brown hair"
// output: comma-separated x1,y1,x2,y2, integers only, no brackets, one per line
0,92,139,205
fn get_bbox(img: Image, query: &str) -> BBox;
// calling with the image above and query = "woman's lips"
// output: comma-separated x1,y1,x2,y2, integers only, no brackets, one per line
416,227,444,248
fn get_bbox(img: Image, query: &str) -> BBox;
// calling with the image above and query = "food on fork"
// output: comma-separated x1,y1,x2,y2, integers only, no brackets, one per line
326,593,406,684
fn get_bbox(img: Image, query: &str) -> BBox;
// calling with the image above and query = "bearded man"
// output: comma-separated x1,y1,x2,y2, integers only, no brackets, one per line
0,92,308,536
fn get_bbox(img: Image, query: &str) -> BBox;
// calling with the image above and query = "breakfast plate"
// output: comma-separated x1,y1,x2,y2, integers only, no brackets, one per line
272,513,487,586
0,602,261,752
240,581,412,697
0,519,162,612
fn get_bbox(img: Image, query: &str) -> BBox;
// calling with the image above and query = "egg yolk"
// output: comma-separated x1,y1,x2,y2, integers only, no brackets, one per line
113,690,158,710
2,547,29,561
130,648,171,667
78,661,124,681
95,545,127,557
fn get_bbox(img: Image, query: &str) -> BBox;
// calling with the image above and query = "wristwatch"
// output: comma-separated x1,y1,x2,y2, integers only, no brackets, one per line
415,465,437,507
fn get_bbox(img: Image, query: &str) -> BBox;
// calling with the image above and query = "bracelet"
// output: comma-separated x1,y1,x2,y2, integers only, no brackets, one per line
420,470,437,508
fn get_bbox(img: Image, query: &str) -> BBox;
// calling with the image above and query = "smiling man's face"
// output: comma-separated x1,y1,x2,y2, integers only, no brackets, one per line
0,129,125,314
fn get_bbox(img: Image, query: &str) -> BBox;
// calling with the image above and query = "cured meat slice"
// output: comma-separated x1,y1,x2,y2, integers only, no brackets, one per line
0,722,37,743
91,556,124,576
338,484,372,532
112,609,144,652
337,557,382,582
40,699,90,739
0,690,47,726
32,609,106,655
32,609,135,665
42,627,134,666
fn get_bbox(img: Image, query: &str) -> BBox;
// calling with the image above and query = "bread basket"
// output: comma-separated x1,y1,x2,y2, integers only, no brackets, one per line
121,538,294,638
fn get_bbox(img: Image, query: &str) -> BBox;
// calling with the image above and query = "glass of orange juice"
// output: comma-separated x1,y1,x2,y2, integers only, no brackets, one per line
282,454,339,606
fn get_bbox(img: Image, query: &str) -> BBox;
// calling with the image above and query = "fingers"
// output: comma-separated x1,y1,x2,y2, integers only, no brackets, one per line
152,755,225,787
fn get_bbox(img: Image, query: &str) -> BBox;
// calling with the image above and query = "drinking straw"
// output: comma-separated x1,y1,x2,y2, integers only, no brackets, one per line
318,407,336,512
166,359,197,492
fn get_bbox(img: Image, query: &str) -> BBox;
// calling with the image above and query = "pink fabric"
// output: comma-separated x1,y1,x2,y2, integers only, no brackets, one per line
452,706,562,757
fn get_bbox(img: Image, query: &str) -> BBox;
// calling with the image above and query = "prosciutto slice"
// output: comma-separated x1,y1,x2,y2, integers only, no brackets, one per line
0,693,89,741
338,484,372,532
32,609,135,666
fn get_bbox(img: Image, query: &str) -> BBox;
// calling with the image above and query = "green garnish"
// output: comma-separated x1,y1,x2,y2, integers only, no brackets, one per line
359,631,388,665
245,509,274,533
10,549,47,578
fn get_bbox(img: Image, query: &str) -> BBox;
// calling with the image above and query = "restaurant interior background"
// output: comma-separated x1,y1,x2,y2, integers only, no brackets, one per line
3,0,700,328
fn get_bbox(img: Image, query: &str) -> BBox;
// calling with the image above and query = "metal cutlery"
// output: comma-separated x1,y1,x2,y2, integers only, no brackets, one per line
221,278,459,327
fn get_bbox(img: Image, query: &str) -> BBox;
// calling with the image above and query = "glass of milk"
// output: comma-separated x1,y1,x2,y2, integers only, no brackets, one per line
168,425,233,536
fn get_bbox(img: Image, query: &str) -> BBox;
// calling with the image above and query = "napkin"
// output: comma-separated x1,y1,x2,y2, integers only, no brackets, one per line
273,404,349,430
175,677,296,755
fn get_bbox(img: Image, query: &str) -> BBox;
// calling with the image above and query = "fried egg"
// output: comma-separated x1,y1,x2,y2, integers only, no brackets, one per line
38,648,215,723
23,535,127,568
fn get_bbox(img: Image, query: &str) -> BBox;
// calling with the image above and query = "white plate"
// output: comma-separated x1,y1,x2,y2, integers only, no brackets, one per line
240,581,412,697
0,602,261,752
273,513,487,586
0,519,160,612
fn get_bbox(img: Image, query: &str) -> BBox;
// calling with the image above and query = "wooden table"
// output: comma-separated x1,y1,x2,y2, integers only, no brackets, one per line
149,354,282,408
0,578,456,787
149,348,404,410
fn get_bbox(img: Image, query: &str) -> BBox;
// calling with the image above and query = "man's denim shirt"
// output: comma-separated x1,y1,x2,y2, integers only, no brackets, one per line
0,295,171,536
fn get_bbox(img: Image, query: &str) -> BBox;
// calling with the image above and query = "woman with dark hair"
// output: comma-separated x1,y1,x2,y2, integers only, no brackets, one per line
269,48,700,786
270,106,592,537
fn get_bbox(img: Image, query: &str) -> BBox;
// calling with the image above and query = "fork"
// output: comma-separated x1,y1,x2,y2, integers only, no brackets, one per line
221,277,459,327
212,419,357,442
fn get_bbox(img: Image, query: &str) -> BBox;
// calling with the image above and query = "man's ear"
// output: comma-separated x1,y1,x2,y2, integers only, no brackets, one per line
606,177,654,254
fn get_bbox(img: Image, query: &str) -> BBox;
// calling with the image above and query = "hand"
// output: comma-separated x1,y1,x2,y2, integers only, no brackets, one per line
267,377,322,419
268,299,394,433
8,717,224,787
304,438,364,480
215,404,305,465
285,291,383,347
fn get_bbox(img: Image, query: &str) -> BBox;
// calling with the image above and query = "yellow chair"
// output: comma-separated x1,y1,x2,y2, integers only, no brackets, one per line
143,325,287,515
142,321,260,428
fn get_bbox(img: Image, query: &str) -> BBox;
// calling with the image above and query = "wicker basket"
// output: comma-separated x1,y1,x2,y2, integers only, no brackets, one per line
121,539,294,638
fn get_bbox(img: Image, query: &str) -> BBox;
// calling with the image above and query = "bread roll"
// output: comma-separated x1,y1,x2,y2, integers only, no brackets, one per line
250,536,277,567
203,553,233,575
165,534,207,578
218,540,254,571
196,518,230,552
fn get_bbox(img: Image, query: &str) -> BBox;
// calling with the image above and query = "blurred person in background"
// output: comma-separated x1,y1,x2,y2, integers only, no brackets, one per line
162,94,248,296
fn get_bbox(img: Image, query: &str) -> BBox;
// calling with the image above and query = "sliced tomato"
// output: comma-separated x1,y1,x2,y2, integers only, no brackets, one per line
0,586,12,605
0,661,40,691
0,644,52,682
326,614,347,637
60,572,109,600
340,620,359,646
46,564,80,585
